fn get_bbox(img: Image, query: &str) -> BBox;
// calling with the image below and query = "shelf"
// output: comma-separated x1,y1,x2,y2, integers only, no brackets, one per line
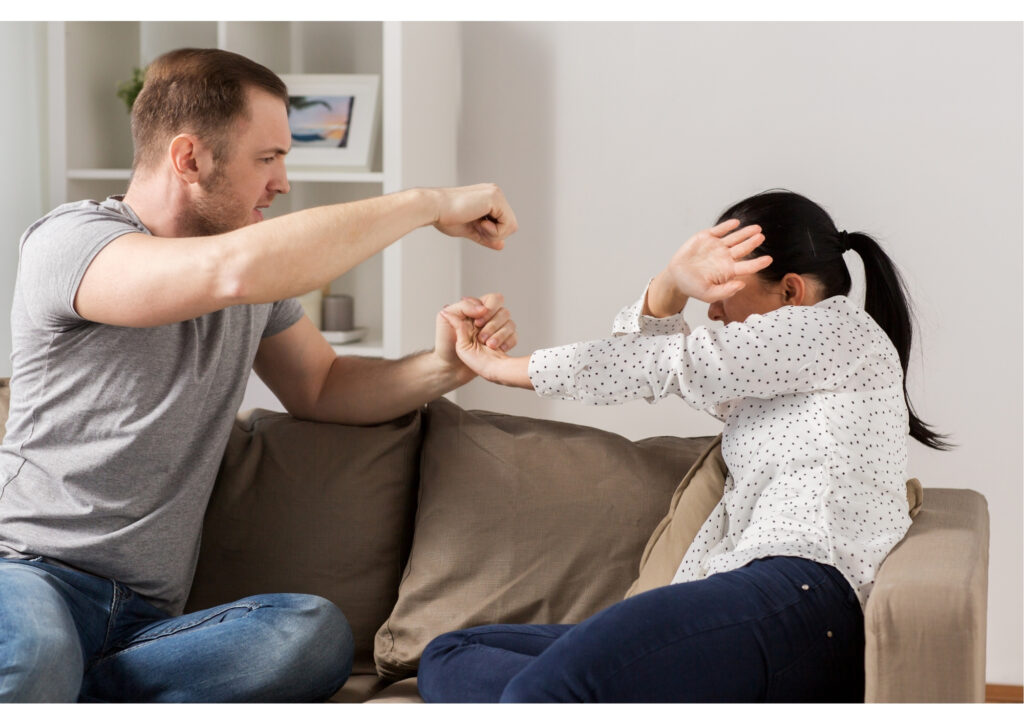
68,168,384,184
68,169,132,180
329,340,385,357
51,20,462,416
283,168,384,183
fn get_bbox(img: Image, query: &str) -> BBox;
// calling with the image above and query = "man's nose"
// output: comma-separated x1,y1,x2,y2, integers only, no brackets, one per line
271,169,290,195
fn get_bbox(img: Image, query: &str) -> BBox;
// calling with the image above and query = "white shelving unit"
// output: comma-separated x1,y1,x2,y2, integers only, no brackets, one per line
46,21,463,411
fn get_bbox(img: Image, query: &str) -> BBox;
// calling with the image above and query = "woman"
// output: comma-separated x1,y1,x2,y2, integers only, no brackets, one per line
418,190,950,703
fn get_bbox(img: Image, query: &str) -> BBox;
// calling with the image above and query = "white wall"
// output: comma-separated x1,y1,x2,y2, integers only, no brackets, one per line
0,22,47,377
456,22,1023,685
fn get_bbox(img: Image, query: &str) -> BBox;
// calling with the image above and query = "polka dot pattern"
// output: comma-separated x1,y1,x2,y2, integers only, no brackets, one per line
528,285,912,608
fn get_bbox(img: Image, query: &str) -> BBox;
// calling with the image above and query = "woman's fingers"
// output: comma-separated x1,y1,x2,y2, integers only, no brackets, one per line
485,319,517,351
707,218,742,237
722,224,762,248
477,307,511,344
728,231,766,259
706,279,747,302
733,255,774,276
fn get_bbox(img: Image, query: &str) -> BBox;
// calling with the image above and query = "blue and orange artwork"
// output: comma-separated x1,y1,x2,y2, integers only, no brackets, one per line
288,95,355,148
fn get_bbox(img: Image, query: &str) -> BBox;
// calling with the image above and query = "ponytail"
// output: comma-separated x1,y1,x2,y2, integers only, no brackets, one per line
718,189,952,451
846,232,952,450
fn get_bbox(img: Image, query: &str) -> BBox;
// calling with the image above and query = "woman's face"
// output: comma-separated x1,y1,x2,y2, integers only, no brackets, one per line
707,273,793,325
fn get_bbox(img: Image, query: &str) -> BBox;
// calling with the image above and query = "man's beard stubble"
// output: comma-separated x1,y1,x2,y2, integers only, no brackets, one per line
180,164,247,237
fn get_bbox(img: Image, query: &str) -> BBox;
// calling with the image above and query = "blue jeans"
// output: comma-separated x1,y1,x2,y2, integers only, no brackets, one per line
0,557,353,702
419,556,864,703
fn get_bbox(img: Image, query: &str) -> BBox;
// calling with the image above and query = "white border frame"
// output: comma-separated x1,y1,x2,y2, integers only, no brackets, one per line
280,73,380,170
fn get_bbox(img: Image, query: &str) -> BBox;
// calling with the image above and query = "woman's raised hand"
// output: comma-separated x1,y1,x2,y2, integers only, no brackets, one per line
664,219,772,304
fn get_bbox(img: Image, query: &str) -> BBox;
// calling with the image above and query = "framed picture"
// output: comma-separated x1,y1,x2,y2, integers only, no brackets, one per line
280,74,381,170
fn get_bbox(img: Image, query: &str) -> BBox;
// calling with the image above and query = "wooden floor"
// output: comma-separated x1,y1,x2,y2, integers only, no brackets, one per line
986,684,1023,703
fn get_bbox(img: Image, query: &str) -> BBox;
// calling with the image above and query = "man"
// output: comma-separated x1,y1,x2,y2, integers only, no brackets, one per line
0,48,518,702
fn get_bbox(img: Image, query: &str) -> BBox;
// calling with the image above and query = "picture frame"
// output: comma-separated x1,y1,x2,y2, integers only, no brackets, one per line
280,74,381,170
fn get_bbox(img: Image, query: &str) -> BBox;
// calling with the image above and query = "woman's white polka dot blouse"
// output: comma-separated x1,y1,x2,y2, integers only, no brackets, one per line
528,284,912,607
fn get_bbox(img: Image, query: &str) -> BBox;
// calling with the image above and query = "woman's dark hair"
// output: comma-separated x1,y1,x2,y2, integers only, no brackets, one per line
717,189,951,450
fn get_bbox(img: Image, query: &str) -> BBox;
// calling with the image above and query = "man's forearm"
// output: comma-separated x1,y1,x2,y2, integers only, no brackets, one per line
305,351,470,426
218,189,438,306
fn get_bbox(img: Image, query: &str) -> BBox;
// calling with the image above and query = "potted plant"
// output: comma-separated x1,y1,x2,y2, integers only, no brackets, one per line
116,66,147,112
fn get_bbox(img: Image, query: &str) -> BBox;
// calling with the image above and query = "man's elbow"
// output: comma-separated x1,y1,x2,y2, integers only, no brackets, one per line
206,236,254,306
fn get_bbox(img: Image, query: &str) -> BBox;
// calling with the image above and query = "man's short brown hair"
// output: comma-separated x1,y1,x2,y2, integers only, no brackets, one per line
130,48,289,172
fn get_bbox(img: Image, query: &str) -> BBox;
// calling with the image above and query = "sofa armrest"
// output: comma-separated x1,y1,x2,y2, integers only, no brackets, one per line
864,488,989,702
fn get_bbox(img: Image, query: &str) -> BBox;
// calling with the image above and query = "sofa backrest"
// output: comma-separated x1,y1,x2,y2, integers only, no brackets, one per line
186,407,425,676
372,398,714,679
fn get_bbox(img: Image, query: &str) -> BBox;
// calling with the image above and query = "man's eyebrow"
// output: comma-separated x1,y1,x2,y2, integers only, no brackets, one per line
257,147,290,156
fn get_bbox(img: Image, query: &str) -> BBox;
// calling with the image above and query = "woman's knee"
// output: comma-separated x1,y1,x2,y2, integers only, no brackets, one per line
421,630,466,667
417,630,469,700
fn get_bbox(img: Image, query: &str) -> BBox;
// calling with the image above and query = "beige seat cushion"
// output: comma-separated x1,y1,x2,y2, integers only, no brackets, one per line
365,677,424,703
328,674,390,703
373,397,713,680
186,407,423,676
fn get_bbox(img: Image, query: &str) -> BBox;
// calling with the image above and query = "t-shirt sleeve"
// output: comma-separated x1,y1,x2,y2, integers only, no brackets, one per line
262,297,305,338
528,301,877,412
17,204,143,329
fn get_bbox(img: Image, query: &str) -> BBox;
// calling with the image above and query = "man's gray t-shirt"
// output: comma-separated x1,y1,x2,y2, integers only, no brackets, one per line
0,196,303,615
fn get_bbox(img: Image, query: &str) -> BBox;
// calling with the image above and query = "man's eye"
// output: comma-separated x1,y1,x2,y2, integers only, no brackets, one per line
261,157,275,164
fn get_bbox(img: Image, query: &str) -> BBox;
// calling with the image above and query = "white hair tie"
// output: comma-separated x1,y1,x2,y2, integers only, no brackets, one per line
843,248,866,309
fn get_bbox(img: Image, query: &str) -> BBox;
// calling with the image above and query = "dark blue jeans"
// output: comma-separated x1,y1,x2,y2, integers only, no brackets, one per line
0,557,354,702
419,556,864,703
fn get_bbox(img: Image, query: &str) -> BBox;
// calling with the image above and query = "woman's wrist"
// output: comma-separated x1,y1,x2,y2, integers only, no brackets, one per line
486,355,533,389
644,269,689,318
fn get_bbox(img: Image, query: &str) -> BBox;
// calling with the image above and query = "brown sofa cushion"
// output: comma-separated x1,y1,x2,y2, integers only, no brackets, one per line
625,435,726,598
186,407,423,676
373,397,713,680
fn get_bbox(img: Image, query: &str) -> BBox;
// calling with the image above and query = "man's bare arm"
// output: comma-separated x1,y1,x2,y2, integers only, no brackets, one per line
74,185,516,328
253,294,515,425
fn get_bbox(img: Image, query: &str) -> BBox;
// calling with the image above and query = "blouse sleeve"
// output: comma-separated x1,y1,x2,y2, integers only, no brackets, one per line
528,299,881,413
610,280,691,337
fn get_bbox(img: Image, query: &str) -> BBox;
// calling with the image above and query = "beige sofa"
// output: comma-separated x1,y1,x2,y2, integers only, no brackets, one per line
0,380,990,702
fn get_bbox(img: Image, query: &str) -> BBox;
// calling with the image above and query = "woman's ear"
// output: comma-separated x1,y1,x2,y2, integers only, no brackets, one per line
781,273,807,306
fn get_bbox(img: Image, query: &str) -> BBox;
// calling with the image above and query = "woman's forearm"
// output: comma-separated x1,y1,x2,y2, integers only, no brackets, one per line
487,355,534,389
643,268,689,318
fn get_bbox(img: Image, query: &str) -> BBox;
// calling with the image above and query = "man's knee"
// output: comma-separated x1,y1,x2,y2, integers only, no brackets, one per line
275,594,354,699
0,621,84,702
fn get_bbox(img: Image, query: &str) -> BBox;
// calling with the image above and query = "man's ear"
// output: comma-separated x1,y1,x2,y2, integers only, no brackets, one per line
781,273,807,306
168,134,202,184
